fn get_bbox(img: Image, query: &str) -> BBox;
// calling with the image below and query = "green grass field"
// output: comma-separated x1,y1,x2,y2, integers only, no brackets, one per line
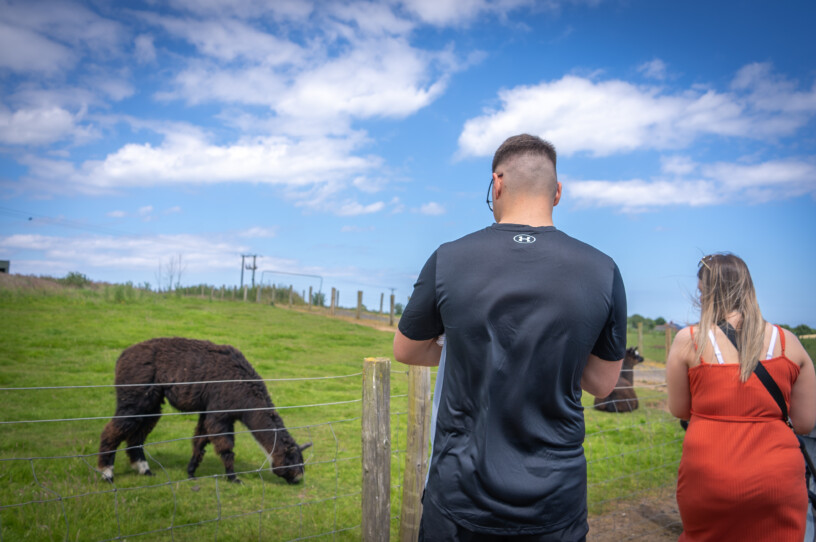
0,280,686,540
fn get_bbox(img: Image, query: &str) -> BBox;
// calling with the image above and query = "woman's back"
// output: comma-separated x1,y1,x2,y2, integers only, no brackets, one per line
677,324,805,541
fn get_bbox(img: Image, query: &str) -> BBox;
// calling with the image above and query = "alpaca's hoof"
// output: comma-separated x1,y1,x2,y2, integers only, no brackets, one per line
143,469,155,476
228,477,243,484
100,467,114,483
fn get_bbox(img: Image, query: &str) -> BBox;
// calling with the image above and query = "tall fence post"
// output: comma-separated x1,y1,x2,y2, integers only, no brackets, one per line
308,286,313,310
330,287,336,316
288,285,293,307
357,290,363,319
389,294,395,327
400,366,431,542
638,322,644,354
362,357,391,541
380,293,384,314
243,285,248,301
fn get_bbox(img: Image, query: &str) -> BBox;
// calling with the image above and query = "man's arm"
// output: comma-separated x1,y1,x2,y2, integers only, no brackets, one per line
393,329,442,367
581,354,623,397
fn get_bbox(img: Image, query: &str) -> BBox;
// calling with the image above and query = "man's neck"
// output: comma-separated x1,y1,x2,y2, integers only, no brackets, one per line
497,210,554,228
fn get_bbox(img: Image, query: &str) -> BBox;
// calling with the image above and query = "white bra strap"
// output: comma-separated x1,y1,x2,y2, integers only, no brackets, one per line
708,329,725,365
766,326,779,359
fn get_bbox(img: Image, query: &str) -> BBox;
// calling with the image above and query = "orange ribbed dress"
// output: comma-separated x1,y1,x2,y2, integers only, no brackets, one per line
677,326,806,541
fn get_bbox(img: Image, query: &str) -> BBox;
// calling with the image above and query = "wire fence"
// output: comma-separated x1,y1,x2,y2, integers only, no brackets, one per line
0,365,683,541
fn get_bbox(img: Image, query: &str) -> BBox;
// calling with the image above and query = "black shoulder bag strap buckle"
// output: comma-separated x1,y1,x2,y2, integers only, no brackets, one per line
718,322,816,508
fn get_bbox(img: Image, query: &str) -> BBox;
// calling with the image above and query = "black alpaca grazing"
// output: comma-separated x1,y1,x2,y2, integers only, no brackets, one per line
593,347,645,413
98,338,311,484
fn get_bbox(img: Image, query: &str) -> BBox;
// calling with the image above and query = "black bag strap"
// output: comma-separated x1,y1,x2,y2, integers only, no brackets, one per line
754,361,790,425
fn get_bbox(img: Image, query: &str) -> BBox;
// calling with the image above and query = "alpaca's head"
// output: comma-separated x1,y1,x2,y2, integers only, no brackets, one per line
271,442,312,484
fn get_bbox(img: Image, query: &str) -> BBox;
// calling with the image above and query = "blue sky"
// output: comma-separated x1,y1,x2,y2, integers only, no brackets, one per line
1,0,815,327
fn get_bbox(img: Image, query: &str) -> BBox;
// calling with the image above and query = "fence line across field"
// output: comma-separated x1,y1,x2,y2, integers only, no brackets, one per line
0,371,364,392
0,358,683,541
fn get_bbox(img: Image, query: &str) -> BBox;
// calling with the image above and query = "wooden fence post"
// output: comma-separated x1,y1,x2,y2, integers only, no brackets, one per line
243,285,248,301
288,285,293,307
362,357,391,541
308,286,313,310
400,366,431,542
330,287,336,316
256,285,261,303
638,322,644,354
665,327,673,362
389,294,395,327
357,290,363,319
380,293,384,314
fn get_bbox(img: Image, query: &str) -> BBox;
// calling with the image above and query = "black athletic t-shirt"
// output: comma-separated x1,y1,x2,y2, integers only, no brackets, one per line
399,223,627,535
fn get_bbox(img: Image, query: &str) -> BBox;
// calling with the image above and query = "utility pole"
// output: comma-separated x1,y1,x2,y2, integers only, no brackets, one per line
240,254,259,288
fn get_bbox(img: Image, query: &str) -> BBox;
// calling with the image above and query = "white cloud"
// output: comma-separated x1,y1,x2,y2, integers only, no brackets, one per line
143,15,304,65
335,200,386,216
238,227,277,238
566,157,816,211
0,21,76,74
398,0,534,26
660,155,697,176
134,34,157,64
417,201,445,215
458,65,816,159
0,232,246,275
107,210,126,218
637,58,667,80
22,128,379,194
0,106,78,145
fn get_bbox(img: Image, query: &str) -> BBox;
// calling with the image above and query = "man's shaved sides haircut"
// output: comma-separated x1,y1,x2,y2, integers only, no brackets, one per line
492,134,558,199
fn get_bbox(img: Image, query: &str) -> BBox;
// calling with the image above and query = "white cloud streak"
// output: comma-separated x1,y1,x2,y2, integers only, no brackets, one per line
566,157,816,212
458,64,816,158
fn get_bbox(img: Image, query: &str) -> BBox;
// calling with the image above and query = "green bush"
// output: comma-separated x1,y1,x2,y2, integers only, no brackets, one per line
58,271,91,288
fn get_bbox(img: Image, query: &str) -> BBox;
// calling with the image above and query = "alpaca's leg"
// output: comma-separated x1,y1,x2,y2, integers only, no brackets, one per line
187,414,210,478
206,417,240,483
98,416,129,482
124,413,160,476
100,384,163,481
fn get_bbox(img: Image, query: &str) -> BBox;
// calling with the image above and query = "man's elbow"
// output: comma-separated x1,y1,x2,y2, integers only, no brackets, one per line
583,378,616,399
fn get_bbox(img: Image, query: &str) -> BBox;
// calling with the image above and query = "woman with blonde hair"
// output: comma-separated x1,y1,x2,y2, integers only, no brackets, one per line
667,253,816,541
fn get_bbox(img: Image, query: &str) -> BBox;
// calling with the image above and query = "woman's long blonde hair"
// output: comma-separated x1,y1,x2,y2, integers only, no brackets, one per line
695,253,766,381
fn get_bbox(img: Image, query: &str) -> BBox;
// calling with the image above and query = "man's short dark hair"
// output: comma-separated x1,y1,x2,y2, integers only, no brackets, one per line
492,134,557,173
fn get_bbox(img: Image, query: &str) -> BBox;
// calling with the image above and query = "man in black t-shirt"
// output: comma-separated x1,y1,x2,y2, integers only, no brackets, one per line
394,134,627,541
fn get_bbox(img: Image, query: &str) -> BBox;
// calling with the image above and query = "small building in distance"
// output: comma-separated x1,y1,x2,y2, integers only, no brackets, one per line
655,321,683,332
0,260,9,273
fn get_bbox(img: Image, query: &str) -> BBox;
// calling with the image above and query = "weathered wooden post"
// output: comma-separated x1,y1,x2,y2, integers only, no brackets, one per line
357,290,363,319
400,366,431,542
330,287,337,316
638,322,644,355
288,285,293,307
243,285,248,301
362,357,391,541
389,294,395,326
308,286,313,310
380,292,384,314
256,285,261,303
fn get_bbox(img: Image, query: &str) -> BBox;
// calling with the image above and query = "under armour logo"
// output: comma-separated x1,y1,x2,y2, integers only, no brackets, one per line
513,234,536,244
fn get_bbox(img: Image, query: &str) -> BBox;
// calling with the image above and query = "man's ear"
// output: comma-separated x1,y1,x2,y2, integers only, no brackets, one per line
553,182,563,207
